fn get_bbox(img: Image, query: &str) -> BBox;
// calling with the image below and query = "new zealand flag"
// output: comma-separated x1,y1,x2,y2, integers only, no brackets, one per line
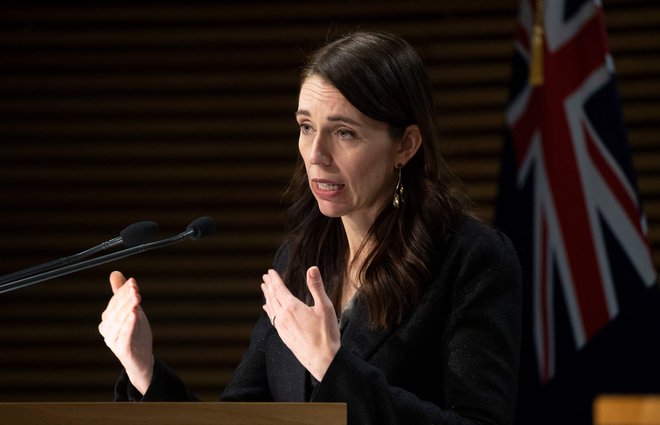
495,1,659,423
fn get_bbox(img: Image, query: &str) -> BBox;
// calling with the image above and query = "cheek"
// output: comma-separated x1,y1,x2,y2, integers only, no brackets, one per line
352,159,390,190
373,159,397,191
298,139,310,165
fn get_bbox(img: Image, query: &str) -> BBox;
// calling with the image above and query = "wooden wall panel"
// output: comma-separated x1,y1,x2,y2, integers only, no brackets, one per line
0,0,657,401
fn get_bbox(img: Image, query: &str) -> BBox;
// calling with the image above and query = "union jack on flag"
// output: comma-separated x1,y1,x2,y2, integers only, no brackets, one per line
498,0,657,385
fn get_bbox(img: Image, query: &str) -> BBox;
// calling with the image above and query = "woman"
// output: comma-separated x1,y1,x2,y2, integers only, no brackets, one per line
99,31,521,425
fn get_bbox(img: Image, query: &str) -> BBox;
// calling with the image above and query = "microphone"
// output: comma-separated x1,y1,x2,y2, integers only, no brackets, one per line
0,216,215,295
0,221,160,285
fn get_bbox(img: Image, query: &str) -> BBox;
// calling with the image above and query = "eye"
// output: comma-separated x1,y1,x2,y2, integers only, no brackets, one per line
336,128,356,140
299,123,314,135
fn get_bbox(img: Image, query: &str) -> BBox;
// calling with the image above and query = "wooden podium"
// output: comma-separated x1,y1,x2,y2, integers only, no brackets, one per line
0,402,346,425
594,395,660,425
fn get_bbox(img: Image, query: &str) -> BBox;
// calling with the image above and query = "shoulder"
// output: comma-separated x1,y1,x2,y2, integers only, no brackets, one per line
446,215,511,246
431,215,522,296
272,240,292,274
441,215,518,266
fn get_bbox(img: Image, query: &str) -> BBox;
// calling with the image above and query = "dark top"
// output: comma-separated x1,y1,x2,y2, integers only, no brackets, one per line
115,216,522,425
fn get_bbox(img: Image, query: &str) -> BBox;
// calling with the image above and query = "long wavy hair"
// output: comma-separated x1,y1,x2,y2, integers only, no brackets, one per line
283,31,472,329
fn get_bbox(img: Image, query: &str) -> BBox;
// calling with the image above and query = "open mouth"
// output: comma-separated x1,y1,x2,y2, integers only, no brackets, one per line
316,182,344,191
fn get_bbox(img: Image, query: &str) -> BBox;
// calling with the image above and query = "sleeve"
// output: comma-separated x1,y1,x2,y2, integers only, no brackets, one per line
113,317,272,403
309,225,522,425
113,317,274,403
114,358,198,402
221,242,290,400
220,313,273,401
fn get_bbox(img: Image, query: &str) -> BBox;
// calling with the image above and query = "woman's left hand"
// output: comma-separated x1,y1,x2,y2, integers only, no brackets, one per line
261,266,340,382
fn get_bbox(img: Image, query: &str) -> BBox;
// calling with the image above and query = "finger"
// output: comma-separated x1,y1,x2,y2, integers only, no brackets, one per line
102,278,139,322
260,276,278,323
115,308,139,353
266,269,297,306
100,306,126,347
262,302,272,320
103,305,137,356
261,274,272,302
108,295,142,347
262,274,283,312
100,296,137,341
110,271,127,294
101,281,141,336
260,283,273,311
306,266,329,307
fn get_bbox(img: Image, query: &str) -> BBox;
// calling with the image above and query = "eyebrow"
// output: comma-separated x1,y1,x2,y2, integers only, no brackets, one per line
295,110,362,127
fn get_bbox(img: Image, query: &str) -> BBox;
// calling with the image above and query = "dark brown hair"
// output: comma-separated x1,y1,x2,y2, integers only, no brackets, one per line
283,31,471,329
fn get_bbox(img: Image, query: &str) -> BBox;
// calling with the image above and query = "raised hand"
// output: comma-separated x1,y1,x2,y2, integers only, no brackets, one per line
261,267,340,381
98,271,154,395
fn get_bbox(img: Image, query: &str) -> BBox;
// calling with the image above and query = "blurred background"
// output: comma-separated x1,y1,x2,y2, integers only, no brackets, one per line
0,0,658,404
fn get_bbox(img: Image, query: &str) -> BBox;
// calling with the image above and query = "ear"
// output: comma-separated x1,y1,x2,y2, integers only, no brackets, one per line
394,124,422,166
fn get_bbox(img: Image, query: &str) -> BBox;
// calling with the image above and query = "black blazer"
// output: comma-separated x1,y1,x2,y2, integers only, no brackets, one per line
116,217,522,425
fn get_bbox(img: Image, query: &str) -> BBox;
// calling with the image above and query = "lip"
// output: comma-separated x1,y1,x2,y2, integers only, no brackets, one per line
311,178,345,199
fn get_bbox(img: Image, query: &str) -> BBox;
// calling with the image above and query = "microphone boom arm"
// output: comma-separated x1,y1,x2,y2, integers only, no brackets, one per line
0,229,195,295
0,220,158,286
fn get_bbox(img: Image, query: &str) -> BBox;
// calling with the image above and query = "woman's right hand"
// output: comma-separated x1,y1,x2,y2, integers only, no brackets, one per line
98,271,154,395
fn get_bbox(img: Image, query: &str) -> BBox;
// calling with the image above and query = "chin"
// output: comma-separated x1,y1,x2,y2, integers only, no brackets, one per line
316,201,346,218
318,208,345,219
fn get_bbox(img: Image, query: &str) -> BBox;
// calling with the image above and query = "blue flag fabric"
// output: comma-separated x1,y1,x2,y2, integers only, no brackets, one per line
495,1,659,423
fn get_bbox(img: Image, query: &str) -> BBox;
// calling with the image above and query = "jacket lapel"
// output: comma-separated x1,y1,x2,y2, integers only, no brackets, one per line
267,330,307,402
339,300,394,361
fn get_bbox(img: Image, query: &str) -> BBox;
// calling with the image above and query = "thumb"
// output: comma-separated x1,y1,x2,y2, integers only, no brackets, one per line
109,271,127,294
306,266,328,306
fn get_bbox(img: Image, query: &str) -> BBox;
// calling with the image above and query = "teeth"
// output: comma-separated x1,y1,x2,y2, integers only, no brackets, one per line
317,182,341,191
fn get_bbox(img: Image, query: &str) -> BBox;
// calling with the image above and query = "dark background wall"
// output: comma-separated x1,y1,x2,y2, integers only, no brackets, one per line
0,0,658,401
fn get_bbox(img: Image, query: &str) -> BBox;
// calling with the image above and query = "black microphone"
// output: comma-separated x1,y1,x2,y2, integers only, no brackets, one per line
0,221,160,286
0,216,215,295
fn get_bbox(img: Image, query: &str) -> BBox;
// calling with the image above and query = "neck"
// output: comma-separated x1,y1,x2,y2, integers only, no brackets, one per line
341,215,372,263
339,216,373,310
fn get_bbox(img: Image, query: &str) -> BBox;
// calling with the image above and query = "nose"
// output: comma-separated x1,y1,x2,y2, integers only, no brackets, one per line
309,132,331,166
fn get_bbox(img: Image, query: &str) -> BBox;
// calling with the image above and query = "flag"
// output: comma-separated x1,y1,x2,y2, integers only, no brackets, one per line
495,0,659,423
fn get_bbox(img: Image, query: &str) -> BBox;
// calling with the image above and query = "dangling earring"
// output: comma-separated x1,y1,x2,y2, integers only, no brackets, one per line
393,164,404,208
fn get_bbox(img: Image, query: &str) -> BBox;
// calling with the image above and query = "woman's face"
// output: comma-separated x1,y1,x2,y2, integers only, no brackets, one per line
296,75,401,230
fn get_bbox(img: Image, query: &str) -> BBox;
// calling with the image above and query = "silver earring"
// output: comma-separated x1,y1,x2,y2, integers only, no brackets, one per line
393,164,404,208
